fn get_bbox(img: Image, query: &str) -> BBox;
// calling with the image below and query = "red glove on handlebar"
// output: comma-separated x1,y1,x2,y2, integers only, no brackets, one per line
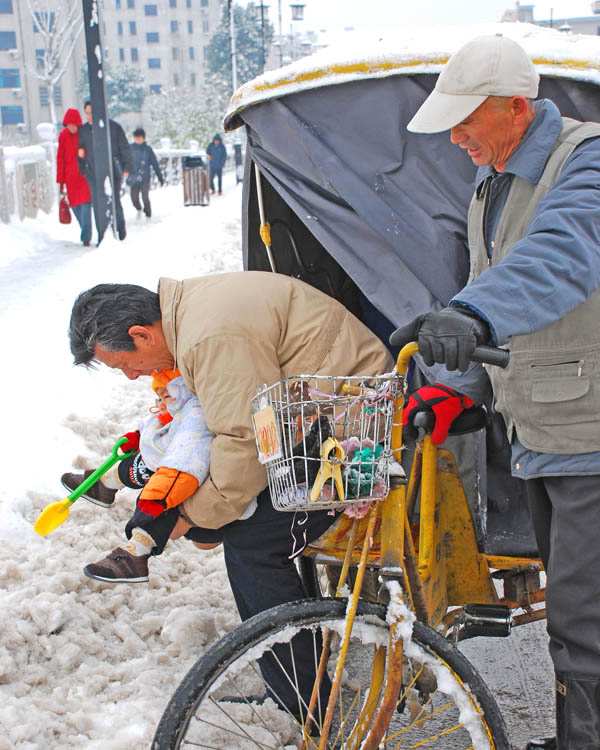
121,430,140,452
403,384,474,445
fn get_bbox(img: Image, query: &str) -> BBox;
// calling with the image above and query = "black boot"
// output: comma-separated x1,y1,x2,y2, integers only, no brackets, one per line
555,672,600,749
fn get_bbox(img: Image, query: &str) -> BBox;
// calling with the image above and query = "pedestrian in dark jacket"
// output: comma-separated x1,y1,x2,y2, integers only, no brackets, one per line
127,127,164,220
206,133,227,195
56,108,92,246
77,101,133,242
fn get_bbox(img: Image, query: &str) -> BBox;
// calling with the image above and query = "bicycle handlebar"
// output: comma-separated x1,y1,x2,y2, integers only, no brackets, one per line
469,345,509,369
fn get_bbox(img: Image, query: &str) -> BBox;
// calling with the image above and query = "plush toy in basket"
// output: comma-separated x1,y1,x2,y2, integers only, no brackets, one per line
290,415,387,507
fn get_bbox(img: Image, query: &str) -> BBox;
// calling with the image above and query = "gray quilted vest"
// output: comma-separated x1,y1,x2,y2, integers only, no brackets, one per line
467,117,600,454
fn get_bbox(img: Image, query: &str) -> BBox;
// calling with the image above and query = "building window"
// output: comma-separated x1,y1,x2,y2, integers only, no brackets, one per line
149,84,161,94
0,68,20,87
1,105,23,124
202,20,209,33
53,85,62,106
127,0,134,6
117,20,123,34
170,20,178,32
148,57,161,68
119,47,125,61
186,0,191,7
203,46,209,60
131,47,139,61
190,72,196,86
169,0,176,6
172,47,179,60
35,49,45,68
187,20,193,33
144,4,158,15
201,0,208,5
0,0,13,13
188,46,194,60
0,31,16,49
116,0,121,7
173,72,179,86
129,20,136,34
146,31,159,42
33,11,55,32
39,85,49,106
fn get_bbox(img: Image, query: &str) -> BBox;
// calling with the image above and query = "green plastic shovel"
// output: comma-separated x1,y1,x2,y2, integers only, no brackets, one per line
34,437,135,536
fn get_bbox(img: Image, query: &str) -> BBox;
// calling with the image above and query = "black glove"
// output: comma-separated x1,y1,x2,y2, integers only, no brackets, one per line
390,307,490,372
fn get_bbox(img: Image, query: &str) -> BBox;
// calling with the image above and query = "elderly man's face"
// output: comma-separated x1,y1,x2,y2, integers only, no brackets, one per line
450,97,517,172
94,333,174,380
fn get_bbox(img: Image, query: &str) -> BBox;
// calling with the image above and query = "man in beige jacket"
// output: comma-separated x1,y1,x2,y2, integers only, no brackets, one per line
68,271,393,716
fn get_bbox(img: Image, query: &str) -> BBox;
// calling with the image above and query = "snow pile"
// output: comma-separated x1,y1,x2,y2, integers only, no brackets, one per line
0,177,243,747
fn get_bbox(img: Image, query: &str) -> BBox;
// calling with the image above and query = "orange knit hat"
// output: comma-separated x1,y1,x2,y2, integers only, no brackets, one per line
151,368,181,393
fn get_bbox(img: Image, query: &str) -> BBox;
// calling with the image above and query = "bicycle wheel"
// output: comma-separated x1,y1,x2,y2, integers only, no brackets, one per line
153,598,509,749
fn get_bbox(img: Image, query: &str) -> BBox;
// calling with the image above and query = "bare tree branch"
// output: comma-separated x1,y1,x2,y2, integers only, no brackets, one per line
23,0,84,123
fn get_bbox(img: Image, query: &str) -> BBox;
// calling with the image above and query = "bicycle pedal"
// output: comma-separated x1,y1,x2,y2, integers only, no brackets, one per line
458,603,511,640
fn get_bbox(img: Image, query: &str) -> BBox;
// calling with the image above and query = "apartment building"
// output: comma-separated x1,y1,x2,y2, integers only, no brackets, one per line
100,0,223,95
0,0,84,142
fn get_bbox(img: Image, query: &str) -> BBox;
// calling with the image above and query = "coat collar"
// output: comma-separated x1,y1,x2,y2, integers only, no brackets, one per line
475,99,564,190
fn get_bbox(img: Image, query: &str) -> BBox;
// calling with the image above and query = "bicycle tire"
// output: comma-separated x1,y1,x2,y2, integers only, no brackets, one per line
152,598,510,749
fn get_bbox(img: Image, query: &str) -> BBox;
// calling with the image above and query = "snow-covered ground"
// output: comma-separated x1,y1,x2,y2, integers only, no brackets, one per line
0,173,553,748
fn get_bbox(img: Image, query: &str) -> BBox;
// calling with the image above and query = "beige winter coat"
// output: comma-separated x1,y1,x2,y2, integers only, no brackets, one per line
158,272,394,528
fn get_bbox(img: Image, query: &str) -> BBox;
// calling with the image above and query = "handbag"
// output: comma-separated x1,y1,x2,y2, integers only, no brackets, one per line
59,195,71,224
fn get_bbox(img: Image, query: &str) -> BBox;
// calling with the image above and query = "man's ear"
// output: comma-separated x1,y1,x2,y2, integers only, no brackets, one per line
128,325,154,345
511,95,531,125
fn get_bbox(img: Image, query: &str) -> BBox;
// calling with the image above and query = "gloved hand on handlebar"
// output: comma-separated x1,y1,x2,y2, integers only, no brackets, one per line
390,307,491,372
403,384,474,445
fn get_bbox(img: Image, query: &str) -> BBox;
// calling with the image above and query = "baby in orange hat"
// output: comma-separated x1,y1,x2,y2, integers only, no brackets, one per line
64,369,224,583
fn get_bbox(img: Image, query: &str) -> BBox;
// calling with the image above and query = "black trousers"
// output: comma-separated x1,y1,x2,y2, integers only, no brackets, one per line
133,482,337,708
130,182,151,216
527,475,600,675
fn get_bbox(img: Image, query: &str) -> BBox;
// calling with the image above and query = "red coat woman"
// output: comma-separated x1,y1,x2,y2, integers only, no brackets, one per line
56,108,93,245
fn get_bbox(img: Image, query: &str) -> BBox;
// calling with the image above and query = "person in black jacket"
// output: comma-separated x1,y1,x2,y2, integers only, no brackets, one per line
127,128,164,220
206,133,227,195
77,101,133,242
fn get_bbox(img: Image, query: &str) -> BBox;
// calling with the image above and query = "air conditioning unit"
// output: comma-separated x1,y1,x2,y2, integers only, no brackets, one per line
9,49,19,58
12,88,22,98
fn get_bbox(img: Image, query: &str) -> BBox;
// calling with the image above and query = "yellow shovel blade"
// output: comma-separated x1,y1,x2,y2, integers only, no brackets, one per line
33,498,72,536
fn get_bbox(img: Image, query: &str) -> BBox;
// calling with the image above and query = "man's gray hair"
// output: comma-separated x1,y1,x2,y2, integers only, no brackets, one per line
69,283,162,366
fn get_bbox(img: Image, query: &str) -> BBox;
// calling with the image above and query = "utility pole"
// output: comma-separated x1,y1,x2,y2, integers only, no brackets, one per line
278,0,283,66
228,0,243,183
228,0,238,93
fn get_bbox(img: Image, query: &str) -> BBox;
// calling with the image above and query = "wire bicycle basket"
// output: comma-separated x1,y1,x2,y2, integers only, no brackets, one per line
252,373,404,512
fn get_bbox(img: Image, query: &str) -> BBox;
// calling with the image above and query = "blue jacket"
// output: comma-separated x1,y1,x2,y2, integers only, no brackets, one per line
206,135,227,171
129,141,164,186
439,99,600,478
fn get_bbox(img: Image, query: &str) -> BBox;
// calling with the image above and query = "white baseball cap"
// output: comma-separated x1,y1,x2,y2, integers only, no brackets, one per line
407,35,539,133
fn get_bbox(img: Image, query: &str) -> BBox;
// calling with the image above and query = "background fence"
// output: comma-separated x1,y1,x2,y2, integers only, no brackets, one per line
0,129,212,225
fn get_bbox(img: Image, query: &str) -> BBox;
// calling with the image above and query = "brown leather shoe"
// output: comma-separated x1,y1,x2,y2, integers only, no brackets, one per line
61,469,117,508
83,548,149,583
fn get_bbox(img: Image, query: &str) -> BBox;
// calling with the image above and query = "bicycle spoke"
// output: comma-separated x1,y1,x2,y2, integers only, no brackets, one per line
154,601,505,750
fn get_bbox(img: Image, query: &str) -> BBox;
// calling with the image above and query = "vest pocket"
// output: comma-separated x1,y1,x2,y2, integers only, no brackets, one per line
532,376,590,403
531,375,594,424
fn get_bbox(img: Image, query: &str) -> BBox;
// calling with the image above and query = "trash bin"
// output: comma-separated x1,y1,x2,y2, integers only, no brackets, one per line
182,155,209,206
